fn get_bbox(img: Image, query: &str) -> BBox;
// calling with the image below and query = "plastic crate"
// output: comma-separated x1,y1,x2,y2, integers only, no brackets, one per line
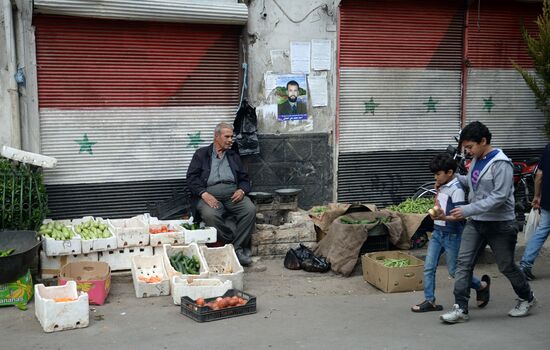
162,243,208,279
131,255,170,298
171,277,232,305
109,216,150,248
200,244,244,291
73,217,117,253
180,289,257,322
360,234,390,254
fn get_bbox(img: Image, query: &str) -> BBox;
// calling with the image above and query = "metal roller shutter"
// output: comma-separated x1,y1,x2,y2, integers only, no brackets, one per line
464,0,546,150
338,0,465,206
34,15,241,218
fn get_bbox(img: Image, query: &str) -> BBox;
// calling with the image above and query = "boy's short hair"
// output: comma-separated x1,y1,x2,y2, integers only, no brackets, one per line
459,121,492,144
430,153,457,174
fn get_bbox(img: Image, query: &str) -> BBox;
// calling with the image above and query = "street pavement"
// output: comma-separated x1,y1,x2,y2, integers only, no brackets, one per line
1,238,548,350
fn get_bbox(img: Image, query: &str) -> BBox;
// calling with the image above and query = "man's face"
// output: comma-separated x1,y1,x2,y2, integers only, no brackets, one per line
462,138,488,159
434,170,454,187
214,127,234,151
287,84,299,102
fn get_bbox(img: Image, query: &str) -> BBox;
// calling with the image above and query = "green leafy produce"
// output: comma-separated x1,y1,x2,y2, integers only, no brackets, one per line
1,157,49,231
74,220,112,240
383,258,410,268
169,252,200,275
385,198,435,214
311,206,329,214
39,221,76,240
0,248,15,257
181,222,200,230
340,216,392,225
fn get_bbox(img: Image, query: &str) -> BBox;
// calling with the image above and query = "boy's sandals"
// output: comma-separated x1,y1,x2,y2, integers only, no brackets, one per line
476,274,491,308
411,300,443,313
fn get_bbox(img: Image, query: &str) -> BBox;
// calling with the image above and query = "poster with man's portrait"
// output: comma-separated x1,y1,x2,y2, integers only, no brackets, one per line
276,74,308,121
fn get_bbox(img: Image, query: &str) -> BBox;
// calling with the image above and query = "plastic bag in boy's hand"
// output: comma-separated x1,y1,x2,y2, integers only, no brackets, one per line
524,208,541,242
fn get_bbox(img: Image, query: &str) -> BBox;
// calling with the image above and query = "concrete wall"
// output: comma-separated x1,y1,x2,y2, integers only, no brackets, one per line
1,3,13,147
246,0,338,135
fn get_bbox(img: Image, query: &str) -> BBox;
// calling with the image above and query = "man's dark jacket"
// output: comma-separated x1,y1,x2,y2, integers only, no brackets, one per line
186,144,251,217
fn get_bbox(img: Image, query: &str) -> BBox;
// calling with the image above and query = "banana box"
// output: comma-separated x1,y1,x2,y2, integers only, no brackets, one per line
58,261,111,305
0,270,33,310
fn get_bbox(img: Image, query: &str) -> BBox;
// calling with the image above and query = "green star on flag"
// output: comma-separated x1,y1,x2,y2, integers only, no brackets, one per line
364,97,380,115
483,96,494,112
187,131,203,149
75,133,96,155
424,96,438,113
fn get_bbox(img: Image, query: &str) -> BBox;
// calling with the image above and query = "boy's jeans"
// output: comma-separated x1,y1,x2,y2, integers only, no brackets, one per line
424,229,481,302
521,208,550,269
454,220,531,310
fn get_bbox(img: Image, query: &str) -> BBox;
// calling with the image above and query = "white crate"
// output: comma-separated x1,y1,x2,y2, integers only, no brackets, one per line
161,243,209,279
200,244,244,291
109,216,150,248
170,277,232,305
149,223,185,247
131,255,170,298
40,250,99,279
34,281,89,333
41,219,81,256
99,246,154,271
183,226,217,244
73,217,118,253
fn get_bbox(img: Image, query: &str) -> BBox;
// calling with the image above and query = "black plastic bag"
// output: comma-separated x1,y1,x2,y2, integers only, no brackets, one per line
284,244,330,273
233,99,260,156
284,248,302,270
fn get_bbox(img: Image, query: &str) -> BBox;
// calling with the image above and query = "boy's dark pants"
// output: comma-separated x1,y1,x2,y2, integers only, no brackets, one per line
453,220,532,310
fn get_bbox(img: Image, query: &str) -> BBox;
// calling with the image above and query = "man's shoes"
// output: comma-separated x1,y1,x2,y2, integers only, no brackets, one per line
520,266,536,281
243,247,252,257
440,304,469,324
235,248,252,266
508,295,537,317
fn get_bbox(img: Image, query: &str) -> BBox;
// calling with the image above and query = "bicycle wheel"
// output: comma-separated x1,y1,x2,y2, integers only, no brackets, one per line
412,183,436,200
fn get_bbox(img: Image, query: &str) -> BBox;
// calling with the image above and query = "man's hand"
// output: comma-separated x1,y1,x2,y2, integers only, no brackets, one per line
201,192,220,209
532,196,541,210
231,189,245,203
450,207,465,220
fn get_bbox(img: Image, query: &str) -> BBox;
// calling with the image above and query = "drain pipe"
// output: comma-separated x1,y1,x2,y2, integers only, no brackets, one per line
3,0,21,149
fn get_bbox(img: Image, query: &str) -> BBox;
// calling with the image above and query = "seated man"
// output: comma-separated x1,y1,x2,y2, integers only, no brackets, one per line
186,122,256,266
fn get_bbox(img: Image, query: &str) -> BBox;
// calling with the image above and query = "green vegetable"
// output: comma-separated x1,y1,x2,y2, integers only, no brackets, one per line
386,198,435,214
39,221,76,240
0,248,15,257
181,222,200,230
311,206,329,214
382,258,410,267
74,219,112,240
340,216,392,225
169,253,200,274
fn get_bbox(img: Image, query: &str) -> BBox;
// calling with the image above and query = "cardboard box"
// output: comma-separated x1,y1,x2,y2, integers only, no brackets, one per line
0,270,33,309
58,261,111,305
361,251,424,293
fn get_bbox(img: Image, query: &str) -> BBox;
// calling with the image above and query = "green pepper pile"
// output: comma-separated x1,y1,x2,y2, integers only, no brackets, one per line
385,198,435,214
0,248,15,257
169,252,200,274
340,216,392,225
383,258,410,267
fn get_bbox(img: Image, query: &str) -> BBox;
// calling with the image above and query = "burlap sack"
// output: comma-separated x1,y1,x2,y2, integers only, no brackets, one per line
387,211,430,250
314,211,402,276
309,203,377,236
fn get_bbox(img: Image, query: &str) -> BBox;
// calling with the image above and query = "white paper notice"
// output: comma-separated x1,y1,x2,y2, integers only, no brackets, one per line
264,72,278,98
311,39,331,71
307,75,328,107
290,41,311,74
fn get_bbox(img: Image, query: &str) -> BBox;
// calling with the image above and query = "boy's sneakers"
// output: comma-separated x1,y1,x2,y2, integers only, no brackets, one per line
520,266,536,281
508,295,537,317
440,304,469,324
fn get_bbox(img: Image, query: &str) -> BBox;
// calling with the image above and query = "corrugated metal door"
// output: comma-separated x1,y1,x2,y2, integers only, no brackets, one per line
338,0,465,205
34,15,241,218
465,0,546,151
